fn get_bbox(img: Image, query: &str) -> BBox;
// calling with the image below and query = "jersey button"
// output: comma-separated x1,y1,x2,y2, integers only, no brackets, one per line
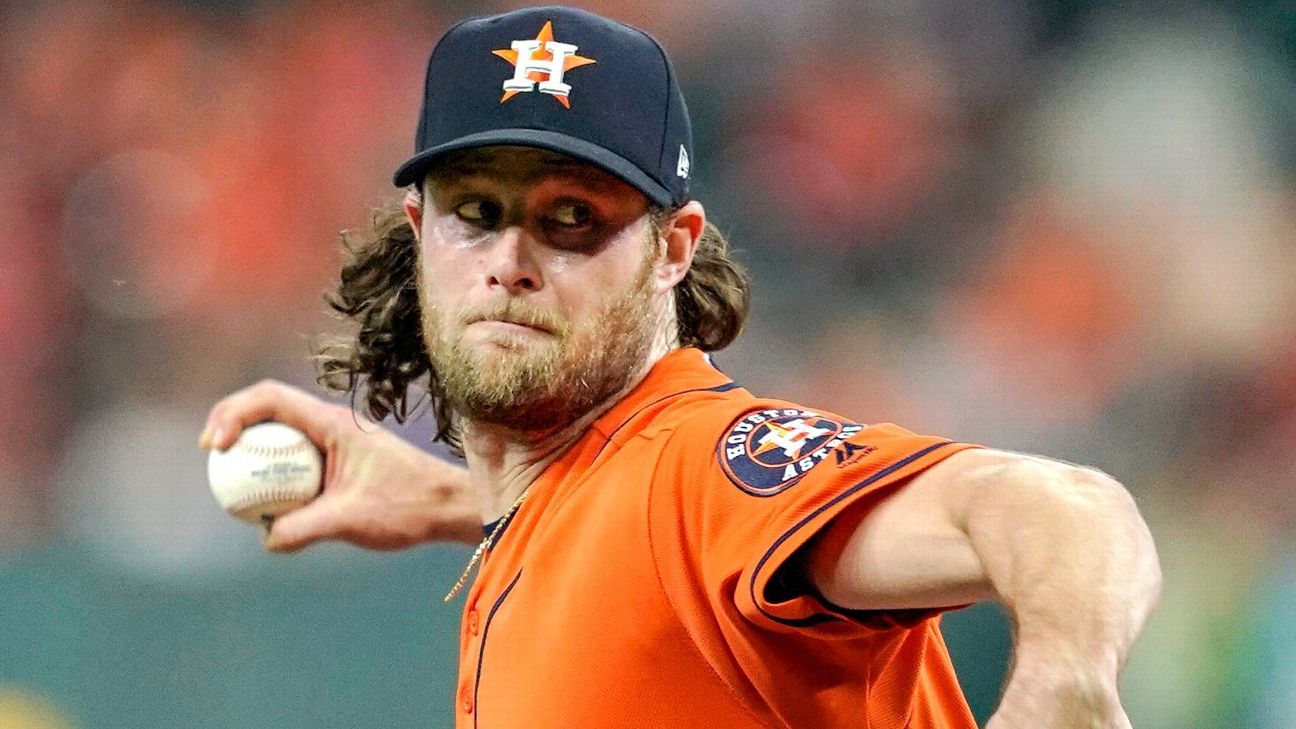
467,610,480,636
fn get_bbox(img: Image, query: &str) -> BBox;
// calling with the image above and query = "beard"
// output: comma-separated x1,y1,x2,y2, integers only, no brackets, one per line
422,257,658,433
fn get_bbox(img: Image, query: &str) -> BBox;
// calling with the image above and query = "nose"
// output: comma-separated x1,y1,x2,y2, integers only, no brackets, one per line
483,226,542,294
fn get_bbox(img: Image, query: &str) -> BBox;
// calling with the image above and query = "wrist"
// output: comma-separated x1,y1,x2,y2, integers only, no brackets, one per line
996,648,1123,726
422,459,480,545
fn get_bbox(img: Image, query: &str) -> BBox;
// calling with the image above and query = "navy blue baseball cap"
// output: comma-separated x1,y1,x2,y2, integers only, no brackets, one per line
392,6,693,207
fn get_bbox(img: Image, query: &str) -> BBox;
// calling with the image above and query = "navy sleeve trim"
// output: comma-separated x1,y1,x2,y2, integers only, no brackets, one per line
595,380,743,459
748,441,958,628
473,570,522,728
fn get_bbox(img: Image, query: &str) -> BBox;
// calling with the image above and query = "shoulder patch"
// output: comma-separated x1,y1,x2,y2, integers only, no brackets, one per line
717,408,865,496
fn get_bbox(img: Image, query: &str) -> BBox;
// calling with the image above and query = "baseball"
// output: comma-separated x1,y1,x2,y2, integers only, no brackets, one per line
207,422,323,526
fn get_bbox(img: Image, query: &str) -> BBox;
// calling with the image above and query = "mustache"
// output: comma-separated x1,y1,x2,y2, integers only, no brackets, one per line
461,300,566,334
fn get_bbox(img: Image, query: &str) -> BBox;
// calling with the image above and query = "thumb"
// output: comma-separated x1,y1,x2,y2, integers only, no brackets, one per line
263,501,342,553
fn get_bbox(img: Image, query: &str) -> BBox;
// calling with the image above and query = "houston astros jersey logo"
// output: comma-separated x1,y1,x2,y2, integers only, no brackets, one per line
492,21,597,108
719,409,865,495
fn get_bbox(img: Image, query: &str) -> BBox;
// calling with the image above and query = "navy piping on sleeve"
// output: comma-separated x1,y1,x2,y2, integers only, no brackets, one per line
473,569,522,729
595,380,743,459
748,441,958,628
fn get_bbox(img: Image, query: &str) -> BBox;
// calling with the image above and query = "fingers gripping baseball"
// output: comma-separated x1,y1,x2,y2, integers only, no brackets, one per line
261,495,350,552
200,380,478,551
199,379,349,454
257,428,478,552
201,380,348,547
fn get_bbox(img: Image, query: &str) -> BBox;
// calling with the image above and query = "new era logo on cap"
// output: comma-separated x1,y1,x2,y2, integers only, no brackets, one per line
493,21,596,108
393,6,695,208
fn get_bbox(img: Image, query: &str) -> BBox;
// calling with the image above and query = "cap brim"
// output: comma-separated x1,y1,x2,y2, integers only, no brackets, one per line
392,128,674,206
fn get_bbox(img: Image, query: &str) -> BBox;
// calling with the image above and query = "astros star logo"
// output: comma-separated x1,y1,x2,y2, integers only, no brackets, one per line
492,21,596,108
750,418,834,461
718,409,864,496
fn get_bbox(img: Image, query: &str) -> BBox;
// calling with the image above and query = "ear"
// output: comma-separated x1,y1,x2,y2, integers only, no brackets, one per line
653,201,705,293
403,189,424,241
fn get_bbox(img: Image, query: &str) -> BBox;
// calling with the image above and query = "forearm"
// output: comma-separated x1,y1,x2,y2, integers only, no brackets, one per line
966,456,1161,721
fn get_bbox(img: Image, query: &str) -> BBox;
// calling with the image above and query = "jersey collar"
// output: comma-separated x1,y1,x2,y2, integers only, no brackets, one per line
589,347,737,443
482,349,736,542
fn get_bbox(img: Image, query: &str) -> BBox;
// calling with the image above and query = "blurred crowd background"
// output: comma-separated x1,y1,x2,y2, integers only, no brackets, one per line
2,0,1294,727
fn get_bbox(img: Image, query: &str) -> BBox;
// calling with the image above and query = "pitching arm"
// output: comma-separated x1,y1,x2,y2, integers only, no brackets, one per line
805,448,1161,729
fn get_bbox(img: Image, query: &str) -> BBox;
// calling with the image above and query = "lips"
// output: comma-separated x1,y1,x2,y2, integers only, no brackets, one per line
472,318,552,334
462,302,562,336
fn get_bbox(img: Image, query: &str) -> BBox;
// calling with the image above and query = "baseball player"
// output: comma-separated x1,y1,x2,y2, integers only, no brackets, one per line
200,6,1160,728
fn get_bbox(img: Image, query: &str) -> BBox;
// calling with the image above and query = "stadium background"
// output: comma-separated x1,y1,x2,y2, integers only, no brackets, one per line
2,0,1294,726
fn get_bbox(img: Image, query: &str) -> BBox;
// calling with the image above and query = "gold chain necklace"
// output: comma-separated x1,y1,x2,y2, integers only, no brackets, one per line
444,488,530,603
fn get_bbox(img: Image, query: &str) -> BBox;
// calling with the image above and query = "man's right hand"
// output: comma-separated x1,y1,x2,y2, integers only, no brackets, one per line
199,380,480,552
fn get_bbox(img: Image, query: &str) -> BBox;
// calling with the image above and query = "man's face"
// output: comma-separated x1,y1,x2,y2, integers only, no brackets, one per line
413,146,667,432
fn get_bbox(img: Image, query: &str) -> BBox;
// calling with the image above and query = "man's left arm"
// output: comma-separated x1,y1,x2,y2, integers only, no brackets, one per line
806,448,1162,729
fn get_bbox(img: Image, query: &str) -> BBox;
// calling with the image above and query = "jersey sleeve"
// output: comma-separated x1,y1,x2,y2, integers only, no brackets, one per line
648,404,981,638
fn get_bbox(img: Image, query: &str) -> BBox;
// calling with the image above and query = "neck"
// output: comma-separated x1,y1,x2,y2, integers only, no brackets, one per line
460,338,677,523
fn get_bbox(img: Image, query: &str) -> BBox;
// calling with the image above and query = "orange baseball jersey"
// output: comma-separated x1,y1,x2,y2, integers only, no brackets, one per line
455,348,981,728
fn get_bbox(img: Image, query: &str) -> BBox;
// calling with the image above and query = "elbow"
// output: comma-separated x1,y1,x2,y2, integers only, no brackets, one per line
971,453,1164,617
1075,466,1164,646
956,451,1163,667
964,451,1137,518
1065,467,1161,588
992,455,1145,528
1048,461,1165,623
1094,469,1164,627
